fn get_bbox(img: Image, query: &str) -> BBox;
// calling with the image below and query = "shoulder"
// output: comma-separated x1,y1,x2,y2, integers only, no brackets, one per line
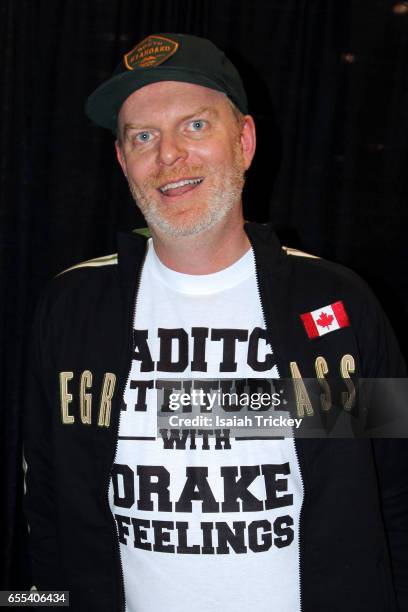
282,243,405,375
282,243,374,303
52,251,119,291
36,228,148,314
34,252,120,325
247,222,376,311
281,243,372,310
56,253,118,277
280,243,387,348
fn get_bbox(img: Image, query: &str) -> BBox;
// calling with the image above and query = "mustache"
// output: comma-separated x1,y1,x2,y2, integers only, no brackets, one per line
142,165,207,190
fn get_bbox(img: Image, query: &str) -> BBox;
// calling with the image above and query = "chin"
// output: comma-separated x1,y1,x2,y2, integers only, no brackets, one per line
131,179,239,239
149,214,217,238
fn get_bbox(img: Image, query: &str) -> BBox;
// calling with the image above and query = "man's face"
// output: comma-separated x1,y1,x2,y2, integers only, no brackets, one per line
115,81,255,238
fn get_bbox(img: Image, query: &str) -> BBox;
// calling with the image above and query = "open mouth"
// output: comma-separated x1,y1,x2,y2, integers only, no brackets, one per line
158,177,204,197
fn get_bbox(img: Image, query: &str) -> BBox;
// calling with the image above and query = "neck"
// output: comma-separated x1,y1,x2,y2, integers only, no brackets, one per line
150,214,250,274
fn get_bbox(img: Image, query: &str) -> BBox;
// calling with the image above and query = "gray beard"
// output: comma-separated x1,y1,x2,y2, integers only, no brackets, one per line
127,149,245,238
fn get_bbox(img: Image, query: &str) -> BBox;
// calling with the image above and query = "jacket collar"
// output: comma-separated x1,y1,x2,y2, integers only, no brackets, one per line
244,221,283,268
115,222,287,334
116,222,284,276
116,230,149,314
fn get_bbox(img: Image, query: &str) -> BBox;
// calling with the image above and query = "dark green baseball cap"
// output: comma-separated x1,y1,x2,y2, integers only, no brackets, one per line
85,33,248,132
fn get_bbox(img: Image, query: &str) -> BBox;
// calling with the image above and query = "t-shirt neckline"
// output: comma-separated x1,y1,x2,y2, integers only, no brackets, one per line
146,239,255,295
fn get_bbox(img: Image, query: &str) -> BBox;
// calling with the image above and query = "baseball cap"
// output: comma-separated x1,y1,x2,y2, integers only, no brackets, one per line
85,33,248,132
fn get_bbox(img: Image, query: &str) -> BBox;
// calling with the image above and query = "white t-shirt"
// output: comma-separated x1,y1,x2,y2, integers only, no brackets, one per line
109,241,303,612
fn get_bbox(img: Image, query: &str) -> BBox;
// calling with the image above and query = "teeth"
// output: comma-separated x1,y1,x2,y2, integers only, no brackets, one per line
160,178,203,193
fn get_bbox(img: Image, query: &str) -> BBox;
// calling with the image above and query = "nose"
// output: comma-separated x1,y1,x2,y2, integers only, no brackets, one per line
158,131,188,166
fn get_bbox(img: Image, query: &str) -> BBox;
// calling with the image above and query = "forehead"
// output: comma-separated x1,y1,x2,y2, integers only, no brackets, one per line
117,81,233,125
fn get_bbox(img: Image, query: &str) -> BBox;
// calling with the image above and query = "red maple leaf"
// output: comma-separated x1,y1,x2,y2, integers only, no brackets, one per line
316,311,334,328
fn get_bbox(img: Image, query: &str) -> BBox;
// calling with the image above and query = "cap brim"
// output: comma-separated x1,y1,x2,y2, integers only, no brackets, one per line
85,66,229,132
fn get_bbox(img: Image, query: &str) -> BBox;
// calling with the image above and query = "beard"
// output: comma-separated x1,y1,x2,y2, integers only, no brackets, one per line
126,142,246,237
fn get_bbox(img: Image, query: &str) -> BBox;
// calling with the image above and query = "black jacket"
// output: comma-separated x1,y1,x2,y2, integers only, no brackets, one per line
24,223,408,611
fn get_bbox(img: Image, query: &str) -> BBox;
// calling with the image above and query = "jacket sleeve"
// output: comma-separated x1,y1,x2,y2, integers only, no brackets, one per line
23,293,60,589
357,287,408,609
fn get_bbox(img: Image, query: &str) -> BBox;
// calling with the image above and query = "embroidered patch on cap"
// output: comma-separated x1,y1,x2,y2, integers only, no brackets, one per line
300,300,350,339
124,35,179,70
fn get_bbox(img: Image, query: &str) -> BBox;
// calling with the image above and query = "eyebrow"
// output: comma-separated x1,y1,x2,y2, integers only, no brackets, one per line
122,106,219,137
182,106,219,122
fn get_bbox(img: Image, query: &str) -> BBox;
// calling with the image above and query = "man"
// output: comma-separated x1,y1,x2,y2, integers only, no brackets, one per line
24,33,407,611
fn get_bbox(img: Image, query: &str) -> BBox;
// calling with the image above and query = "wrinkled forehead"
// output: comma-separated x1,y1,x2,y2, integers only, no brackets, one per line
117,80,235,128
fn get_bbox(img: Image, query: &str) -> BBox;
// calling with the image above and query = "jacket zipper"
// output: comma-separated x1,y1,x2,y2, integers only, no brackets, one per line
109,232,305,610
291,427,305,612
251,243,304,612
107,249,147,612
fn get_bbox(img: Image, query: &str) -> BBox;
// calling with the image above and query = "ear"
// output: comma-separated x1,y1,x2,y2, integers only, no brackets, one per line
115,140,127,177
240,115,256,171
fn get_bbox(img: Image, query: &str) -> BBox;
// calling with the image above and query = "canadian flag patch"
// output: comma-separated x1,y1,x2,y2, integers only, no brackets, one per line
300,300,350,339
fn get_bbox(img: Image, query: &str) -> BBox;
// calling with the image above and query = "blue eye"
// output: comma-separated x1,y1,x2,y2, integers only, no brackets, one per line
136,131,152,142
190,119,205,131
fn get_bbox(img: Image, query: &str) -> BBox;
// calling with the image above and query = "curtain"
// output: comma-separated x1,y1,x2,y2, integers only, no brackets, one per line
1,0,407,587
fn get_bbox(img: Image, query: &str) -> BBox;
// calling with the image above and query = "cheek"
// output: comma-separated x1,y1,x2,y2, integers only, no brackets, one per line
125,160,153,187
207,139,238,163
189,148,226,172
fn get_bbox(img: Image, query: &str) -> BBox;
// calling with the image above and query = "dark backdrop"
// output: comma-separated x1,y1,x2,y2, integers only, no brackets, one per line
1,0,407,588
